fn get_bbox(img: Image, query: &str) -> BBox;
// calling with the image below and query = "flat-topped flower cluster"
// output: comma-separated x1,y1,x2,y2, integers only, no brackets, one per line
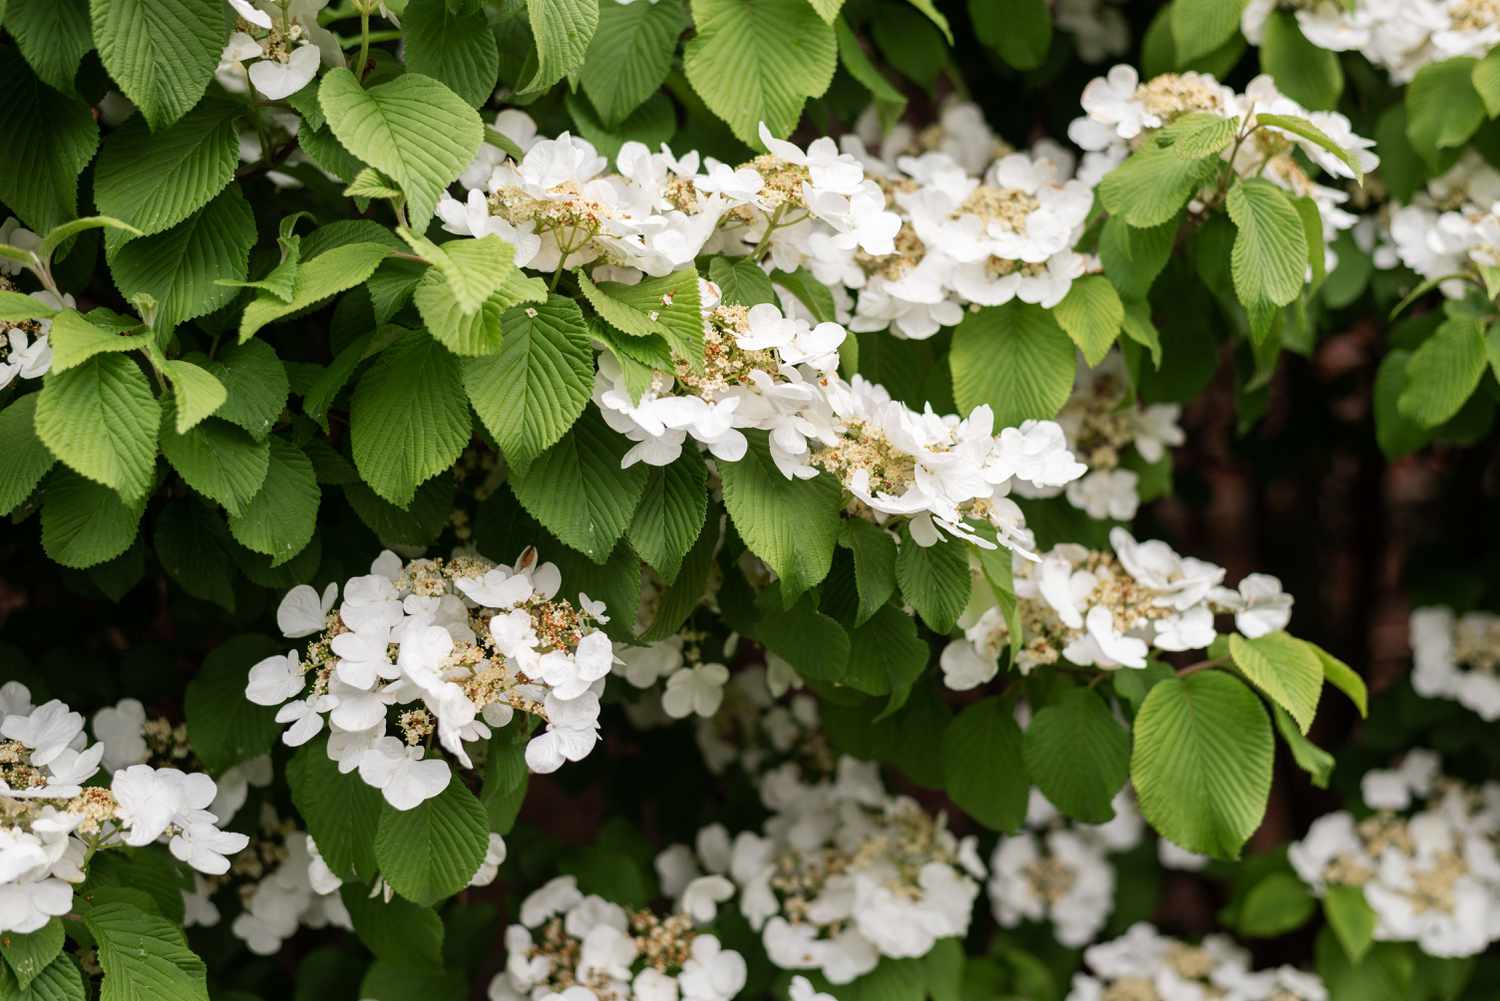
1,683,248,933
1410,605,1500,719
1068,922,1328,1001
1376,152,1500,298
247,547,613,810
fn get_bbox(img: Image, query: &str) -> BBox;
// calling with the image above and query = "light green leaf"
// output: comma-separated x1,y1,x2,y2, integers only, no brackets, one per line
519,0,601,95
202,340,289,440
38,216,143,264
941,697,1028,832
627,450,708,581
1398,316,1488,428
1373,350,1434,458
40,469,145,569
1131,671,1274,859
719,431,842,601
1121,299,1163,368
288,739,383,882
972,0,1048,70
1406,57,1486,164
1229,630,1324,734
413,265,544,357
1473,47,1500,117
1227,177,1308,319
1158,111,1238,159
184,634,282,773
90,0,227,130
950,300,1077,426
215,217,303,302
93,99,241,237
162,361,227,433
1172,0,1245,64
1100,141,1218,227
238,241,391,343
84,901,208,1001
753,595,850,683
402,0,501,107
1308,642,1367,717
5,0,93,94
1231,869,1317,938
0,291,59,324
1260,10,1342,109
319,68,483,232
462,296,594,466
44,311,149,373
580,0,686,127
343,167,404,201
412,233,517,315
304,327,398,431
1022,688,1130,823
894,531,970,634
226,437,320,565
373,774,490,907
838,519,898,628
34,352,159,501
1053,274,1124,366
683,0,837,146
0,49,101,234
159,418,270,517
350,331,472,506
0,396,55,516
1257,112,1365,183
835,16,906,125
577,267,703,364
1272,702,1334,788
707,256,777,307
1323,884,1377,963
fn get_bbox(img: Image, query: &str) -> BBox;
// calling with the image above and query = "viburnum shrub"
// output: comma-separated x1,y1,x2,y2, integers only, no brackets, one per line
6,0,1500,999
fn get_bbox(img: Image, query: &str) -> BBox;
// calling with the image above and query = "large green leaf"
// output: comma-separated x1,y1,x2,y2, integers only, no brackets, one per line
1053,274,1123,366
184,634,282,774
201,340,289,440
627,449,708,581
0,49,101,233
0,921,66,991
350,331,472,507
518,0,601,96
288,740,384,882
90,0,227,130
93,99,240,237
86,901,208,1001
341,888,445,971
159,417,270,517
319,68,483,232
413,264,547,357
238,241,391,343
1171,0,1244,63
1226,178,1308,318
161,360,228,433
34,352,159,501
753,595,851,683
839,520,898,627
894,531,970,634
1100,143,1217,227
402,0,501,107
1406,57,1486,165
1259,10,1342,109
1229,630,1324,734
46,310,151,373
941,697,1028,832
577,268,704,365
580,0,686,126
6,0,93,94
0,395,55,516
40,469,145,569
226,437,320,565
950,301,1076,426
1398,316,1487,428
1022,688,1130,823
683,0,838,145
373,775,490,907
719,431,842,601
1131,671,1274,858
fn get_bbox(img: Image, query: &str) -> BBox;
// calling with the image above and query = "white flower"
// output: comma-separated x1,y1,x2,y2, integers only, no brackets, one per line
678,934,748,1001
246,650,305,706
2,701,85,768
91,698,149,771
357,737,451,810
679,875,734,922
662,663,730,719
525,693,601,773
277,582,337,638
170,819,251,875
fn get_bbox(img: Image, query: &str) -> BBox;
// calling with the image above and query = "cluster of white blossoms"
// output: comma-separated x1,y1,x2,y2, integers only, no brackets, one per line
1289,751,1500,958
723,757,984,984
0,683,248,933
487,875,747,1001
1068,922,1328,1001
218,0,342,101
1070,67,1377,259
988,789,1144,948
1017,354,1185,522
246,547,613,811
1410,605,1500,720
1242,0,1500,82
595,280,1086,555
942,528,1294,687
1377,151,1500,298
1053,0,1132,63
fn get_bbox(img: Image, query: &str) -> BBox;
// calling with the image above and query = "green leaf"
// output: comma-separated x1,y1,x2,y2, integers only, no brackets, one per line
1257,112,1365,183
894,531,970,634
93,100,240,237
1230,869,1317,938
950,300,1077,426
1373,350,1434,458
40,469,145,569
580,0,685,127
90,0,226,130
1158,111,1238,159
38,216,143,266
374,774,490,907
1100,143,1218,228
46,310,150,372
35,352,159,501
1323,884,1377,963
238,241,391,343
1226,177,1308,322
1131,671,1274,859
1259,10,1343,109
1053,274,1123,366
184,634,282,773
1228,630,1324,734
838,520,898,628
345,478,456,550
84,901,208,1001
719,431,842,601
413,264,540,357
463,296,595,467
350,331,471,507
153,499,237,610
941,697,1028,832
0,49,101,234
683,0,837,146
319,68,483,232
215,219,302,302
106,185,257,330
753,595,850,683
1121,299,1163,368
1473,47,1500,117
511,408,649,562
1172,0,1244,63
1398,316,1487,428
402,0,501,107
202,340,289,440
0,291,59,324
0,395,55,516
849,604,930,717
288,740,383,882
834,17,906,125
341,888,445,970
627,450,708,581
1406,57,1486,164
480,723,530,835
1272,702,1334,788
6,0,92,94
226,437,320,565
409,233,516,315
903,0,953,42
1309,642,1367,717
519,0,601,95
1022,688,1130,823
577,268,703,364
971,0,1048,70
0,920,65,990
1100,215,1178,301
161,361,227,433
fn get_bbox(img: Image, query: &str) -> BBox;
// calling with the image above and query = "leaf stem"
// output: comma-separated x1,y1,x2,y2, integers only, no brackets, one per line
356,11,372,79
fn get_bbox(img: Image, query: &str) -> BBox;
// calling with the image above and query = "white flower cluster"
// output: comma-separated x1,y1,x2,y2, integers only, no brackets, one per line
1068,922,1328,1001
218,0,342,100
1410,605,1500,720
0,683,248,933
1289,751,1500,958
1378,151,1500,298
725,757,984,984
595,281,1086,555
487,875,747,1001
1017,354,1184,521
988,789,1143,948
1242,0,1500,82
1054,0,1132,63
246,547,613,811
942,528,1294,688
1070,67,1377,259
